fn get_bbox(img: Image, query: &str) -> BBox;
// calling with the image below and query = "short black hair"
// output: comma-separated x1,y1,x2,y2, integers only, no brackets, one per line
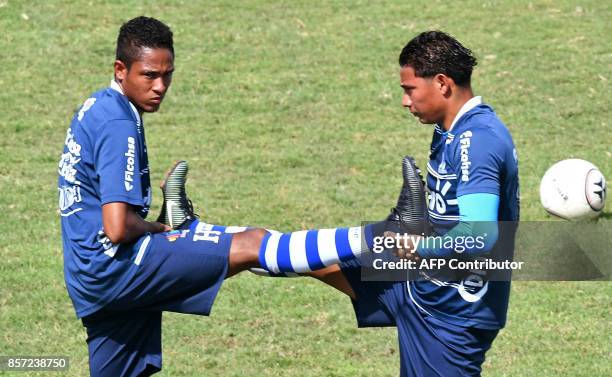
398,31,477,87
116,16,174,69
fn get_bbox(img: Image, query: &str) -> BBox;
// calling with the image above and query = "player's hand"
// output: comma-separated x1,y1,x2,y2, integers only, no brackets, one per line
150,221,172,233
383,231,422,262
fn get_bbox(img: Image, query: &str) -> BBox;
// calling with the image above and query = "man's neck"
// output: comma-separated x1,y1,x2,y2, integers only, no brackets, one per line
111,79,144,117
441,88,475,131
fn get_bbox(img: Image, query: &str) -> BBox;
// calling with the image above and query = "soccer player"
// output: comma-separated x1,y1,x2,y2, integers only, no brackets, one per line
210,31,520,376
380,31,519,376
58,16,427,377
57,16,270,376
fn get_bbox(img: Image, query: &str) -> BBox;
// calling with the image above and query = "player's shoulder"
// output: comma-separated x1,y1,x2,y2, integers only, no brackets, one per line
74,87,135,129
454,104,513,144
81,88,134,121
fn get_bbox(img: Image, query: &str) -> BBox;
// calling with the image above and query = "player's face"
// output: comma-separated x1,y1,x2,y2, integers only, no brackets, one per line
400,65,445,125
114,47,174,113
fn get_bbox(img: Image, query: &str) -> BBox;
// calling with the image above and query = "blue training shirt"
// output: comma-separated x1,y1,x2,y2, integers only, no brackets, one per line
58,81,152,318
410,96,520,330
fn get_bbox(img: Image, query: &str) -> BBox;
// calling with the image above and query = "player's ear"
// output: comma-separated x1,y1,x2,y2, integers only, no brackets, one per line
434,73,452,97
114,60,128,83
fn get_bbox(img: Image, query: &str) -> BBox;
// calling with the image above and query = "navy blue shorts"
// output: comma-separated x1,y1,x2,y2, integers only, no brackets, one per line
82,221,232,377
340,259,499,377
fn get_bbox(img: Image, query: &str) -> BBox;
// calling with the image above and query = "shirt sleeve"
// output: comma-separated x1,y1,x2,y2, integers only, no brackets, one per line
94,119,144,207
452,128,504,197
417,193,500,258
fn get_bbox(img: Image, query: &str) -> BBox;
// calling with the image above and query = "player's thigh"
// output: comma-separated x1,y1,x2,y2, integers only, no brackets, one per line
83,311,162,377
107,227,232,315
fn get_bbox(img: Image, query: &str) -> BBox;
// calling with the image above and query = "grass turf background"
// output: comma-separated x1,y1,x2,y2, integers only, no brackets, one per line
0,0,610,376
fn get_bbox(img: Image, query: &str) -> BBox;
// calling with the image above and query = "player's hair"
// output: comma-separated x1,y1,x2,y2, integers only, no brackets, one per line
398,31,477,87
116,16,174,69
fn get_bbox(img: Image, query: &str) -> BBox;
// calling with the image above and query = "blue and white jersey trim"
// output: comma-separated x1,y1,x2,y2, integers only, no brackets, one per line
427,162,457,180
427,211,460,221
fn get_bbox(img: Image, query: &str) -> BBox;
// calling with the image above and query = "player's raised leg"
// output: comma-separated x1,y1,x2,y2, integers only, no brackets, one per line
248,156,429,273
156,157,428,279
236,155,430,298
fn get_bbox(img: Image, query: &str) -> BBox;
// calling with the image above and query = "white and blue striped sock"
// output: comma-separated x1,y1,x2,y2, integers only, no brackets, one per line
257,223,379,274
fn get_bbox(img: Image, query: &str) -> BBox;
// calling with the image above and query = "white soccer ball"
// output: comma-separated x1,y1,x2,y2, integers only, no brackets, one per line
540,159,607,219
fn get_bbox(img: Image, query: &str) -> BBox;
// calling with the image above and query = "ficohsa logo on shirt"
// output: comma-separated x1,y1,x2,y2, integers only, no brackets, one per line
459,131,472,182
124,137,135,191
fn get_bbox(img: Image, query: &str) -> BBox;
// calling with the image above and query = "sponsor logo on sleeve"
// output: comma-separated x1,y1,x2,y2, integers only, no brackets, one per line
459,131,472,182
124,137,135,191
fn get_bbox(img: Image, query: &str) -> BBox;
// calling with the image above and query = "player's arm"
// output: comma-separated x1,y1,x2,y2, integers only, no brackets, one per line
415,193,499,257
102,202,169,244
391,194,499,259
95,118,166,245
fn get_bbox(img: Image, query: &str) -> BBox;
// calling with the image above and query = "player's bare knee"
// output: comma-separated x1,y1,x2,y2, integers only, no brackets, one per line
229,228,267,265
236,228,267,251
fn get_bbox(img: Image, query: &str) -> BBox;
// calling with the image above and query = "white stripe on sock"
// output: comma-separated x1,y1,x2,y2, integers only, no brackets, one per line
288,230,310,272
264,233,282,273
317,228,339,267
348,226,365,256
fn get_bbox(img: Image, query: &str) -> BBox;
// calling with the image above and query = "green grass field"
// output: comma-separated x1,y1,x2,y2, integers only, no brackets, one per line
1,0,610,375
